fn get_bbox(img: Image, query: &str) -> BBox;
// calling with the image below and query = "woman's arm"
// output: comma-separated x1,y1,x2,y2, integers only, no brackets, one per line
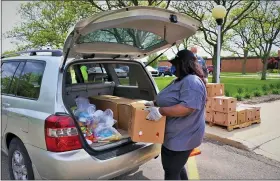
159,104,194,117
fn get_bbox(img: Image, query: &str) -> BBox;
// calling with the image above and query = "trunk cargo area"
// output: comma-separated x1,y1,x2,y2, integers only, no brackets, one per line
63,60,165,152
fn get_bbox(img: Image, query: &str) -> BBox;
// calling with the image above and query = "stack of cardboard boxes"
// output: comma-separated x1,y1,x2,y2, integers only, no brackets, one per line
205,83,261,131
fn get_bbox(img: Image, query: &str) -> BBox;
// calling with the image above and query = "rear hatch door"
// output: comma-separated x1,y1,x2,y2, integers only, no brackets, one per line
62,6,201,64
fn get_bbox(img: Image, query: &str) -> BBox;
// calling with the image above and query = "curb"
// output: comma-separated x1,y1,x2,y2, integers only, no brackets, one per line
204,132,250,151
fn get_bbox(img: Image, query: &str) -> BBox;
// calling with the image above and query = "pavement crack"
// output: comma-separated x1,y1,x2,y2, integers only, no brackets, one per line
252,135,280,151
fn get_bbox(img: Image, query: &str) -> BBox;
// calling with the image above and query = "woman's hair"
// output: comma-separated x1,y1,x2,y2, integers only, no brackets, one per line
171,49,206,85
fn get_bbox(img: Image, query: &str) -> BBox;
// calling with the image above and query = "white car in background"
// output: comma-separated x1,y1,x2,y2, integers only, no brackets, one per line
114,68,127,78
146,66,159,77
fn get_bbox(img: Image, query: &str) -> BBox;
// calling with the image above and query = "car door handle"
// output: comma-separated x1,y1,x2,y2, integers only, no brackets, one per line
3,103,10,107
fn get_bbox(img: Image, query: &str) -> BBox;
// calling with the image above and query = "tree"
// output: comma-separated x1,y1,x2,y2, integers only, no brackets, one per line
87,0,171,11
147,53,168,68
172,0,259,82
270,50,279,57
4,1,97,50
2,50,17,56
224,17,257,75
248,1,280,80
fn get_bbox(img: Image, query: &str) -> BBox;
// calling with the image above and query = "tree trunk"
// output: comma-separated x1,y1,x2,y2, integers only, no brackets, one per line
212,45,218,83
278,59,280,72
261,58,268,80
242,49,249,75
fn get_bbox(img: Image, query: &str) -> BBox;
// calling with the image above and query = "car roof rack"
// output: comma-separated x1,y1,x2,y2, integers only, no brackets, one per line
1,49,63,59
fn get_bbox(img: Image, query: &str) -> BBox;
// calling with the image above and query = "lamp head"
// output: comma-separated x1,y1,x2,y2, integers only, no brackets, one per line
212,5,227,19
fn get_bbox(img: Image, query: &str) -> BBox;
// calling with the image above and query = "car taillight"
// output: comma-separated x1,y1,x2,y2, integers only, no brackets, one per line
45,114,82,152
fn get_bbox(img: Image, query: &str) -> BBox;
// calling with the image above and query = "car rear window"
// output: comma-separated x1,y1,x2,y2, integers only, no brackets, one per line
66,62,139,87
77,28,167,50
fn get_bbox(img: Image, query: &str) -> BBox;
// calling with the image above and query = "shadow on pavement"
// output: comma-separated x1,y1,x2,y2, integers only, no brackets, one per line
113,170,150,180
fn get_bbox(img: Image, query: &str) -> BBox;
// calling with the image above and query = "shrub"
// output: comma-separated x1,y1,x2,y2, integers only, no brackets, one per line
276,83,280,89
272,89,280,94
237,87,244,94
262,84,268,92
253,90,262,97
269,84,275,90
234,93,243,101
245,88,249,93
225,90,230,97
271,69,279,73
263,91,268,95
244,92,251,99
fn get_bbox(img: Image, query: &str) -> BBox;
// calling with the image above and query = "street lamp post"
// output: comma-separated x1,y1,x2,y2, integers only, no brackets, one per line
212,5,227,83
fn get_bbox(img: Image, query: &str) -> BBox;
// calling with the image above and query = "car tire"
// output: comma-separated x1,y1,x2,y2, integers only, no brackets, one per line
8,138,34,180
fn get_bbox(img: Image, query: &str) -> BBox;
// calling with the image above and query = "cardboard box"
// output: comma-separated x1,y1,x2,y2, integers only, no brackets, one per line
245,108,254,122
89,95,166,143
213,111,237,126
89,95,133,121
205,110,214,122
212,96,237,113
236,107,246,124
119,102,166,144
205,98,213,111
89,95,138,128
245,105,261,120
206,83,224,97
252,106,261,120
237,104,258,121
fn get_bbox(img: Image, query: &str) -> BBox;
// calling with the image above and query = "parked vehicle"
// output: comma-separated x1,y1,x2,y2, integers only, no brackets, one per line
158,66,173,76
146,66,159,77
207,65,214,75
119,66,129,73
1,6,199,180
114,68,127,78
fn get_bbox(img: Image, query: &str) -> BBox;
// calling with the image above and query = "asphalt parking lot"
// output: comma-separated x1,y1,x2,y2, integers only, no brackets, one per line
2,139,280,180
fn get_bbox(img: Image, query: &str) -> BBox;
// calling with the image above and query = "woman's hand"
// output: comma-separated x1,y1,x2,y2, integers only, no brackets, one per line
144,101,154,107
145,107,162,121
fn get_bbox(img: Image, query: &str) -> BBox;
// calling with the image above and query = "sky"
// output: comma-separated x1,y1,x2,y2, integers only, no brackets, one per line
1,1,279,60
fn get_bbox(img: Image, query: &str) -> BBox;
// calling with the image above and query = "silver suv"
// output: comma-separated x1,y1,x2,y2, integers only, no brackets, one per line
1,6,199,180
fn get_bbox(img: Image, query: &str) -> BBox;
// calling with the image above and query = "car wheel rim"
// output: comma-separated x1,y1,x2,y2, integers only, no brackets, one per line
12,150,28,180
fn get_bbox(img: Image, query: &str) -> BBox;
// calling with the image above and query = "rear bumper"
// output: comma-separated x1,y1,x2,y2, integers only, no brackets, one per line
25,143,160,180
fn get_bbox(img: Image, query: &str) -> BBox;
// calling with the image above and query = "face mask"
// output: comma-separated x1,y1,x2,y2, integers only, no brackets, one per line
171,65,176,75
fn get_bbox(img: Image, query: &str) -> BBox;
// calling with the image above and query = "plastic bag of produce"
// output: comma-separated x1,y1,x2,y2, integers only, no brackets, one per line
99,116,116,127
104,109,113,117
94,125,121,141
92,109,116,127
75,96,96,115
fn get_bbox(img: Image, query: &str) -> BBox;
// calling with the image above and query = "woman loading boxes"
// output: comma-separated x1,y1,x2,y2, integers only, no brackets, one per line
145,49,207,180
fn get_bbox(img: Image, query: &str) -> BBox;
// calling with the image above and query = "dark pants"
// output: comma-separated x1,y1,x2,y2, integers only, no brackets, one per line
161,146,193,180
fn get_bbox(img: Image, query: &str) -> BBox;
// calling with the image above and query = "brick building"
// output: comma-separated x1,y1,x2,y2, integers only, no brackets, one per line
158,49,280,73
158,57,263,73
205,57,263,73
158,60,172,67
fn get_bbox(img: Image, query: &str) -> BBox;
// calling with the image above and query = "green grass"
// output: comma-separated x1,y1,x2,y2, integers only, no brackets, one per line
154,77,280,96
155,77,176,90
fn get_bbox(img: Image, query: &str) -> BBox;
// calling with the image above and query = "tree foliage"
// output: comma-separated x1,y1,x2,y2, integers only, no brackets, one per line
171,0,259,82
147,53,168,68
223,16,257,74
4,1,97,50
248,1,280,80
87,0,171,11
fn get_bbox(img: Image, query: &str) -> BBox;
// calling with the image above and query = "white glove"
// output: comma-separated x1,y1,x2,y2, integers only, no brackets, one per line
145,107,162,121
144,101,155,107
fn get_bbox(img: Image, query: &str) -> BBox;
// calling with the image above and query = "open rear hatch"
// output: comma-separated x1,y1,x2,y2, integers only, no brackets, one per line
61,6,200,155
